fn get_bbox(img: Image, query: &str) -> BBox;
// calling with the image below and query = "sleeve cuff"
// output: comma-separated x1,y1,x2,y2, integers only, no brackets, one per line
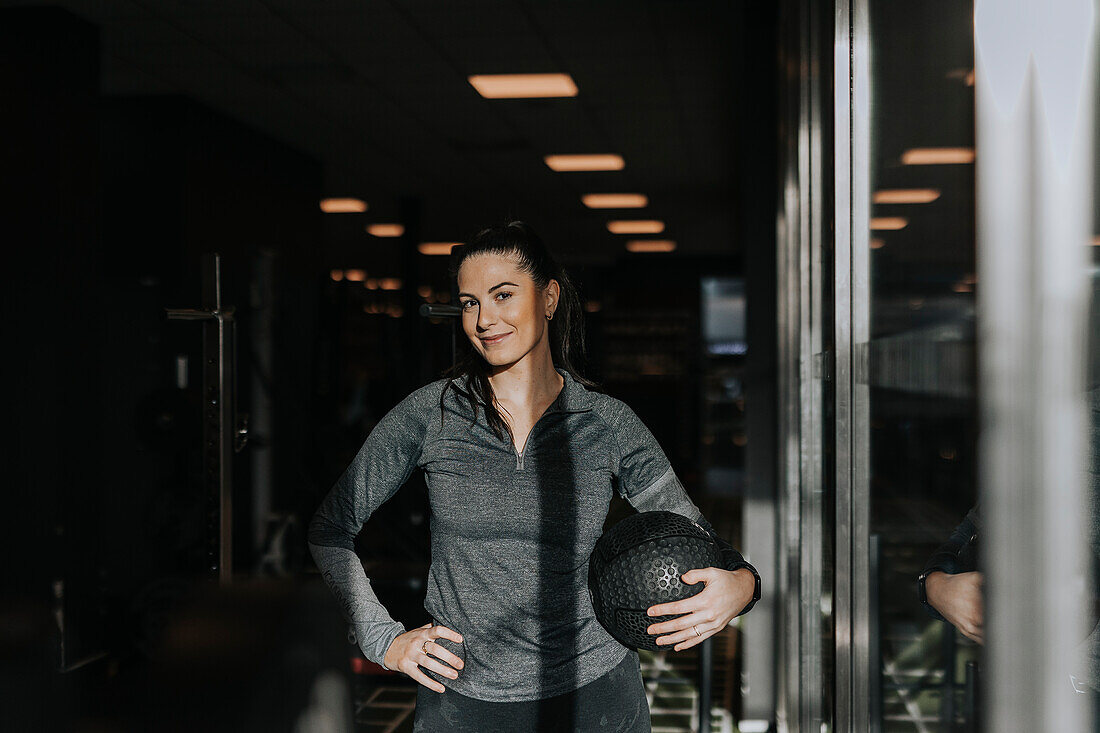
729,561,762,617
352,620,407,669
918,569,949,622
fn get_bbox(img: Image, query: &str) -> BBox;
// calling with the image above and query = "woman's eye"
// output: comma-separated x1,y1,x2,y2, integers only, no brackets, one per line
460,293,509,309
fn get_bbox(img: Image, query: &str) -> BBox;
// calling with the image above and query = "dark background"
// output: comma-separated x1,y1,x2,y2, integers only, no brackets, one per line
3,3,779,730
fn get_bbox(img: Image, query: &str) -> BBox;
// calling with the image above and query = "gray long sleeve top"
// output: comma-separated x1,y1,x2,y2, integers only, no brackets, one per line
308,366,759,702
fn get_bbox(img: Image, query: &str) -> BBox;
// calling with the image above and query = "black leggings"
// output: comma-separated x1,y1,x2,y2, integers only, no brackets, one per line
411,650,651,733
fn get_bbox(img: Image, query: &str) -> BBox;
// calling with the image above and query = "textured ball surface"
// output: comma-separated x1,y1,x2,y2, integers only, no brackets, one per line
588,510,720,650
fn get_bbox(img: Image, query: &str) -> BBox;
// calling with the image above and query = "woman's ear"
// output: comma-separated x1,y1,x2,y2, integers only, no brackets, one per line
547,279,561,311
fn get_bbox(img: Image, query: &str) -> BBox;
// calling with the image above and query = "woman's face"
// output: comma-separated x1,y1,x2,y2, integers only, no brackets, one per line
456,252,558,371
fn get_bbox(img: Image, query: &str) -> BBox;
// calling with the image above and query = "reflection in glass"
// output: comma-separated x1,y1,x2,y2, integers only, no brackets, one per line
867,0,979,729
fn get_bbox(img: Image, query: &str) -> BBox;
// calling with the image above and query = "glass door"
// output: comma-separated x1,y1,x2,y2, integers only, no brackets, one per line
862,2,980,730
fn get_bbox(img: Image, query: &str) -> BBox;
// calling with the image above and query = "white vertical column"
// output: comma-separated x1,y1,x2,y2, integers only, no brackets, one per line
976,2,1097,731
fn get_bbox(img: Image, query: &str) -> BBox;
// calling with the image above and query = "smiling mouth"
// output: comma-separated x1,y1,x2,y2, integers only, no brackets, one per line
480,333,511,345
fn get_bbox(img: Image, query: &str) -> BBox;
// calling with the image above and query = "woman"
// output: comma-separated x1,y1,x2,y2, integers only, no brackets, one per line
308,221,761,732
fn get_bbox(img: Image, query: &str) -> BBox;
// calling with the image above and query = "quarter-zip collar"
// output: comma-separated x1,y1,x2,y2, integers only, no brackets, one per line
461,366,596,416
469,366,595,470
547,366,596,415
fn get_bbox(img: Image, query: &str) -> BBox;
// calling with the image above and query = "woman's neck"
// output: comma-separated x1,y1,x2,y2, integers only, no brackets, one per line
487,357,563,415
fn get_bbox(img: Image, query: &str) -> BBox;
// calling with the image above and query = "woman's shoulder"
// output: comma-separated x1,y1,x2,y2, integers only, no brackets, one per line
582,392,659,444
578,387,632,424
394,373,489,417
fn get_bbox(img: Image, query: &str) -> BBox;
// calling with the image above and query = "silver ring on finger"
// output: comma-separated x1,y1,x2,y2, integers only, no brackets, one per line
693,625,701,637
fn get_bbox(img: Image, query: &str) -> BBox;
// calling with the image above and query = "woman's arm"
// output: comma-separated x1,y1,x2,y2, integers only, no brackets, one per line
624,464,761,617
919,504,981,623
307,540,407,667
307,386,434,668
607,398,762,619
922,570,984,643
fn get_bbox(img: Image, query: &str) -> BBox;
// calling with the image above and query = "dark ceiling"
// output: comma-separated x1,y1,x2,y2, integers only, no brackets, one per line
5,0,761,265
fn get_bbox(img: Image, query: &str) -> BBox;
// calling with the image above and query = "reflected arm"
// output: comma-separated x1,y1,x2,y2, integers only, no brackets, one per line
919,504,981,621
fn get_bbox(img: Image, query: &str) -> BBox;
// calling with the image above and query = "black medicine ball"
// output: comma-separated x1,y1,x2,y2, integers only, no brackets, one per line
588,510,721,650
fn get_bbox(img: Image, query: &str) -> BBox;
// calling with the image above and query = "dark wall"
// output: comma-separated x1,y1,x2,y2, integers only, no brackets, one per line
98,95,325,582
95,93,325,651
3,8,103,727
3,2,105,654
739,1,779,544
2,9,325,718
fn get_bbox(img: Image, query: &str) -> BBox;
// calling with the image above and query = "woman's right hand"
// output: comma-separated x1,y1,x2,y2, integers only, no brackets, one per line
383,622,465,693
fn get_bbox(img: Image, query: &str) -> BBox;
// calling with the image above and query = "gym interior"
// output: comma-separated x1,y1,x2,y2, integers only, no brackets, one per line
5,1,1099,731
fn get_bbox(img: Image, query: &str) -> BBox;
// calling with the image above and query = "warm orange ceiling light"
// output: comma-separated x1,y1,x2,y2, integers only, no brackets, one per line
582,193,648,208
870,238,886,250
468,73,578,98
344,269,366,281
379,278,403,290
870,217,908,231
1092,235,1100,247
419,242,462,255
608,220,664,234
900,147,975,165
946,68,975,86
330,269,344,281
626,239,677,253
544,154,625,172
873,188,941,204
320,197,367,213
367,223,405,237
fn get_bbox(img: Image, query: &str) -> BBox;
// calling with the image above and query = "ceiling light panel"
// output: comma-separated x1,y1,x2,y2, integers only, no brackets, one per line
544,154,625,172
608,220,664,234
873,189,941,204
468,73,578,98
419,242,461,255
582,194,648,208
900,148,975,165
320,198,367,213
367,223,405,237
870,217,908,230
626,240,676,253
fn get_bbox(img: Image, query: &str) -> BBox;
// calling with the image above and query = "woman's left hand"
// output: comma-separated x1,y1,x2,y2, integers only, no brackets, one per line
646,567,757,651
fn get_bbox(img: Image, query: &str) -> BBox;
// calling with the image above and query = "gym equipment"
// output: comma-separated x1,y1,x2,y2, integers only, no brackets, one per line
587,511,720,650
166,253,248,584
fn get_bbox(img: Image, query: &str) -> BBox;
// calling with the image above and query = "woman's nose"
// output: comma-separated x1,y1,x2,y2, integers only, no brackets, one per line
477,304,496,330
